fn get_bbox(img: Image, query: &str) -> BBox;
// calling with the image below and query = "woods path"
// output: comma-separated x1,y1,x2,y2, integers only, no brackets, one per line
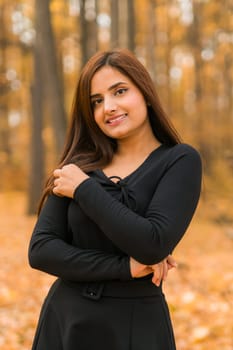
0,192,232,350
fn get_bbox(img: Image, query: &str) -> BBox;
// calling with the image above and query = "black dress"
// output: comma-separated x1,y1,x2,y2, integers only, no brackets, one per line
28,143,202,350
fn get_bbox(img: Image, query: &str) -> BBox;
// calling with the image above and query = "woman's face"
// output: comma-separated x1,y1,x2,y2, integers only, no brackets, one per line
90,66,150,140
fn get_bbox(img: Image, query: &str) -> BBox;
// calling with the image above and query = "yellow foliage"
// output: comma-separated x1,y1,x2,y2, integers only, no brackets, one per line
1,192,232,349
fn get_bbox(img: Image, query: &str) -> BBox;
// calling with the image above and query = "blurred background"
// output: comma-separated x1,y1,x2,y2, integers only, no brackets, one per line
0,1,232,349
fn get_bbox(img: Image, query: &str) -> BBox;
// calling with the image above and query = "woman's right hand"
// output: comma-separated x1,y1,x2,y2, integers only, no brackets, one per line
130,257,153,279
130,255,177,287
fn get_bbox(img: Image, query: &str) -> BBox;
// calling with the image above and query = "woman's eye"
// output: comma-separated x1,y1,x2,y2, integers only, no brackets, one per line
115,88,127,96
91,98,102,107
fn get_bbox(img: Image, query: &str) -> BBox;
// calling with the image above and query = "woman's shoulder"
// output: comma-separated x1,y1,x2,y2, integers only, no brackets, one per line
169,144,202,173
40,193,71,214
157,143,202,171
164,142,201,160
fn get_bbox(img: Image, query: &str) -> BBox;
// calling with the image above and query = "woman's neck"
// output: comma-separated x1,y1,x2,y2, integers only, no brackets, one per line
116,132,160,160
102,132,160,179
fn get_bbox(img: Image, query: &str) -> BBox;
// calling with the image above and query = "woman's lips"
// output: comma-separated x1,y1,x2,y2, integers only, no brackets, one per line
106,114,127,125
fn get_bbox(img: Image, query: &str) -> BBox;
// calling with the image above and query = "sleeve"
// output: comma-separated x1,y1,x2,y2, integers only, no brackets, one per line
28,194,131,281
74,146,202,265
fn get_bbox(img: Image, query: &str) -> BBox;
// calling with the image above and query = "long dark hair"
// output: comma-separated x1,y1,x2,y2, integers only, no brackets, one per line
38,48,181,212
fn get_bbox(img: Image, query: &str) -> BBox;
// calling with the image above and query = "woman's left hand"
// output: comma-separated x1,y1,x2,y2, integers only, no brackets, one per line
53,164,89,198
150,255,177,286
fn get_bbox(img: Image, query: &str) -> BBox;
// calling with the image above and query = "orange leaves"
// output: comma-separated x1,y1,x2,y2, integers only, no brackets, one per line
0,192,232,349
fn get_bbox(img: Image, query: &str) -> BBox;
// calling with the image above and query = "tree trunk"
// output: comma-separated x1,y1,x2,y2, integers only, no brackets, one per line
110,0,119,48
189,3,206,152
0,3,11,163
165,3,172,116
127,0,135,52
80,0,98,67
146,0,156,82
35,0,67,156
27,44,44,214
118,0,128,48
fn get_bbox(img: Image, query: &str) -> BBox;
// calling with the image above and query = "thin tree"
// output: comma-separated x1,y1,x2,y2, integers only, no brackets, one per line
0,3,11,164
80,0,98,67
110,0,119,48
35,0,67,156
27,42,44,214
127,0,135,52
146,0,156,82
28,0,68,213
188,2,206,156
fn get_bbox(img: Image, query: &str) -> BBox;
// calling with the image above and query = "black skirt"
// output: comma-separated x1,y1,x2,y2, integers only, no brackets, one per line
31,279,176,350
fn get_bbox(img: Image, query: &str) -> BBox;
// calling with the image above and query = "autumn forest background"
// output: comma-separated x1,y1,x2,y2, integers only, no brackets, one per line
0,0,233,349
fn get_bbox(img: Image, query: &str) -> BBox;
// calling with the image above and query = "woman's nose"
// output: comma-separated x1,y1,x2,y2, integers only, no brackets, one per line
104,96,117,114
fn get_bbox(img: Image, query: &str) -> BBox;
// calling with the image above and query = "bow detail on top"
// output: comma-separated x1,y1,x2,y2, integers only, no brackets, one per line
96,172,137,211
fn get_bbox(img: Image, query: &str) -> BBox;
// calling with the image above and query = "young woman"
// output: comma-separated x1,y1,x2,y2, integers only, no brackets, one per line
28,48,202,349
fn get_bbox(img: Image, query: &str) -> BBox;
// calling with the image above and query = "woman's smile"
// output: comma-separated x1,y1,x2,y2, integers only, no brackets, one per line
106,113,128,126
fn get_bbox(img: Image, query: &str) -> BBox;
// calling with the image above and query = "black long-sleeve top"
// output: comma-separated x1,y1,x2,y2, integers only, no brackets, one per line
28,143,202,283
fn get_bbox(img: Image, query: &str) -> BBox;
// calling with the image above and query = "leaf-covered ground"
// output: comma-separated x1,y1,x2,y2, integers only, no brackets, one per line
0,192,232,350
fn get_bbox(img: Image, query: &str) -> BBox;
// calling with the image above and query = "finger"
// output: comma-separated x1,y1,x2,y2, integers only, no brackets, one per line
53,178,60,187
52,186,64,197
167,255,178,269
62,163,77,171
152,264,162,286
152,274,161,287
151,264,159,282
53,168,62,178
162,259,168,281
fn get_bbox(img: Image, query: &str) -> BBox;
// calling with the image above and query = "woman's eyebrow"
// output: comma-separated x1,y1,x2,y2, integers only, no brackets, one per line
90,81,128,99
